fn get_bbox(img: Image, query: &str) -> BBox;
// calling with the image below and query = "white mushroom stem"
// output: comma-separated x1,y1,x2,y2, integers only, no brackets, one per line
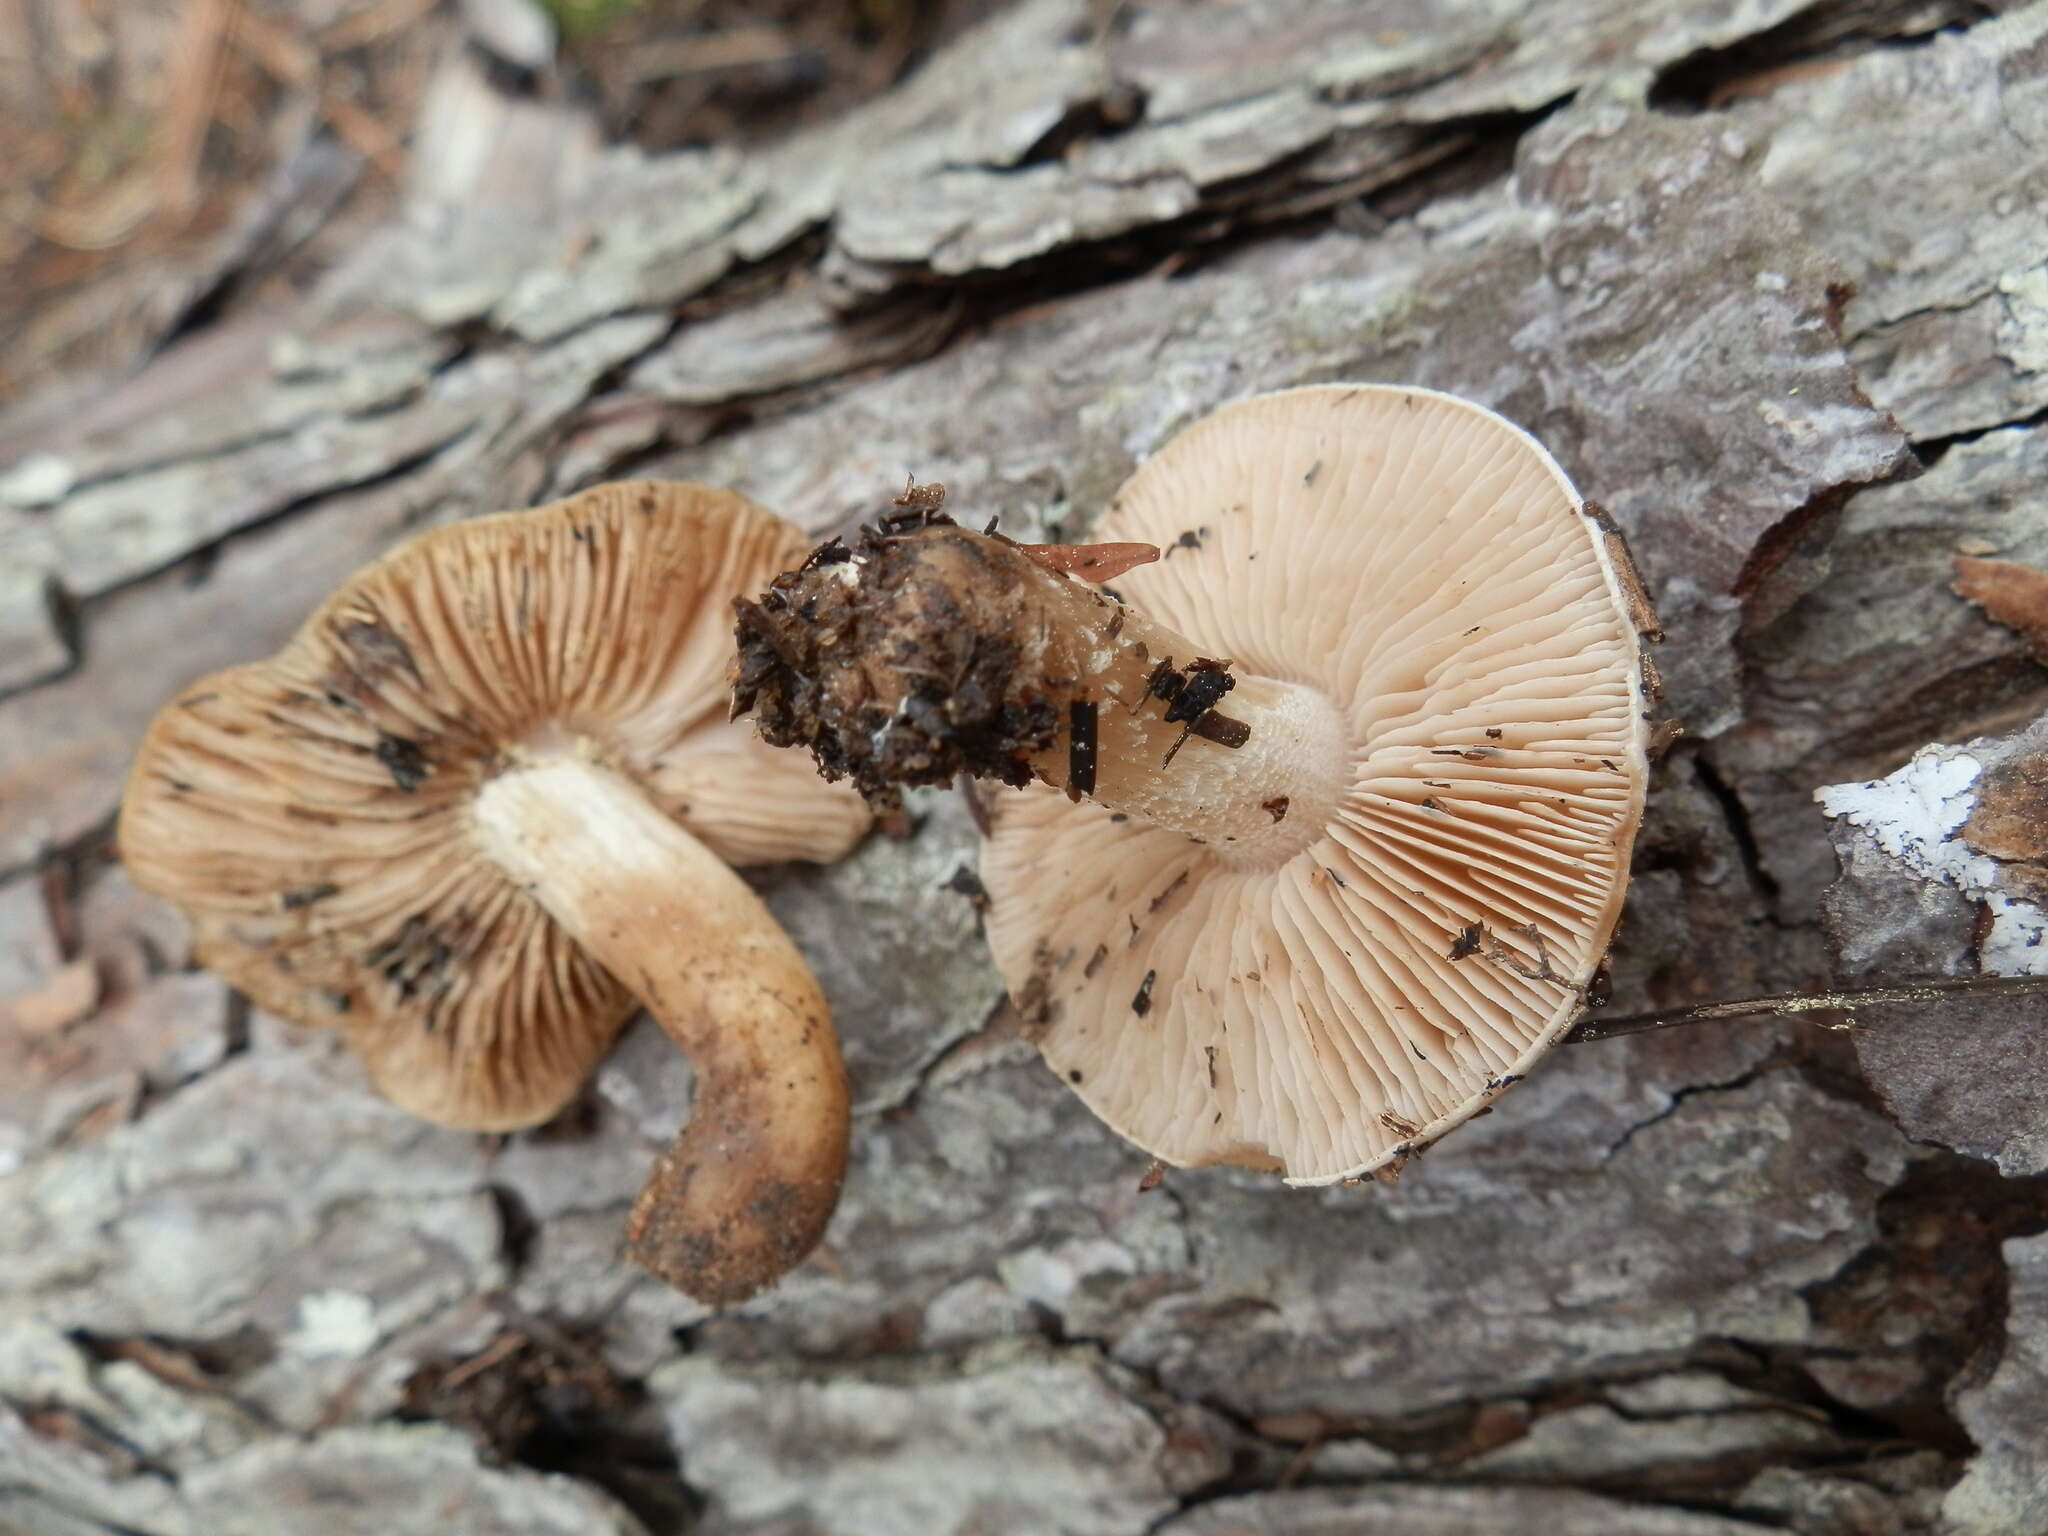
471,756,848,1305
737,523,1350,867
1006,572,1349,866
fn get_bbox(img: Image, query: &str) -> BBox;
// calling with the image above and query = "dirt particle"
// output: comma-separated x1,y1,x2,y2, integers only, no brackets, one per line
334,619,421,684
893,473,947,512
1582,500,1664,643
1149,869,1191,914
1016,942,1064,1041
942,865,989,913
1162,658,1235,725
365,913,462,1013
1586,959,1613,1011
1132,970,1157,1017
1067,698,1099,799
374,733,432,792
800,538,853,572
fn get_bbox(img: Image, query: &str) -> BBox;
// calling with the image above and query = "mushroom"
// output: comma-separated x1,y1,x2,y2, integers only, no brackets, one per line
735,385,1657,1183
119,481,872,1302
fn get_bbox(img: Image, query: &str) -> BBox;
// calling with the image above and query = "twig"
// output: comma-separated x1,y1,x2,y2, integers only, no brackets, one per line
437,1330,527,1390
155,0,234,224
232,5,409,180
33,0,231,251
623,27,802,85
320,0,445,52
1566,972,2048,1044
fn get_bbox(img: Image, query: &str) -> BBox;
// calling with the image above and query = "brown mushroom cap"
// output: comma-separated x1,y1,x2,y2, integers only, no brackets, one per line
120,481,870,1131
980,385,1654,1183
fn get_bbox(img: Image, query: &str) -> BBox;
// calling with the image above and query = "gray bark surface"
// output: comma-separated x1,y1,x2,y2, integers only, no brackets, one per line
5,2,2048,1532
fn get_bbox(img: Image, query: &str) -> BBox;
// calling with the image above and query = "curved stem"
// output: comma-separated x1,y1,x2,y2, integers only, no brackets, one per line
472,756,848,1305
1566,971,2048,1044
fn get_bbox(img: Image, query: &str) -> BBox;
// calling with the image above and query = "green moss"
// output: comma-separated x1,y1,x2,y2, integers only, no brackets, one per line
539,0,644,39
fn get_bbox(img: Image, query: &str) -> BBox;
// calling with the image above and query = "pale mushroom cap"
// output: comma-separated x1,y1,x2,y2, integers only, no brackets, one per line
119,482,870,1130
981,385,1654,1183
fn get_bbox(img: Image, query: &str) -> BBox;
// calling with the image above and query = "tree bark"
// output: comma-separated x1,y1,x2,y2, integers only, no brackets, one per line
5,2,2048,1532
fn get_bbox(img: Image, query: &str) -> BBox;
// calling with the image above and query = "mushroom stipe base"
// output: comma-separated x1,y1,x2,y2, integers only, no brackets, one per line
736,511,1352,864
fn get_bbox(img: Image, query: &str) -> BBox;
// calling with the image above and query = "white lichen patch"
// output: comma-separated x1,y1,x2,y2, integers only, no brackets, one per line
284,1290,381,1359
0,451,76,509
1817,744,2048,975
1815,745,1981,864
1997,263,2048,377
